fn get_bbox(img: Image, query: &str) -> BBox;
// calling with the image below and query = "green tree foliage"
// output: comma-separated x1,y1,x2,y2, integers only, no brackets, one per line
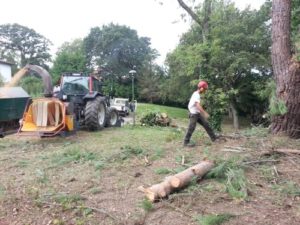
138,64,166,103
83,23,158,98
0,23,52,67
51,39,88,83
166,0,271,129
19,76,43,97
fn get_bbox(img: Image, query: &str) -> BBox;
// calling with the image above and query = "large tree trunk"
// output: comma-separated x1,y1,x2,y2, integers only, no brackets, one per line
271,0,300,138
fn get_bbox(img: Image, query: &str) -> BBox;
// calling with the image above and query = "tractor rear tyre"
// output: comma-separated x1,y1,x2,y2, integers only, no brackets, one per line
105,108,121,127
85,97,107,131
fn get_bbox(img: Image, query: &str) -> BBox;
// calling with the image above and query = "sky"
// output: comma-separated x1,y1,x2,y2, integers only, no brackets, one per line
0,0,264,65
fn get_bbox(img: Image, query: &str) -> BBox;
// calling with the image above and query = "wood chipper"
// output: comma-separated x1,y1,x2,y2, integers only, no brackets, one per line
0,64,75,137
16,65,75,136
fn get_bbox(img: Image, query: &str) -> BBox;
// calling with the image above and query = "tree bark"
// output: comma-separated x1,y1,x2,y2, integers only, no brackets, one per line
230,102,239,130
271,0,300,138
138,160,214,202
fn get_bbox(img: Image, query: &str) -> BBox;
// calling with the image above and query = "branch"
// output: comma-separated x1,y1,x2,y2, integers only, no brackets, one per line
177,0,202,26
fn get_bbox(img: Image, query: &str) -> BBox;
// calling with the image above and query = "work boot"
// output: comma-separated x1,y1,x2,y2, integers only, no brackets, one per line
183,142,196,147
212,135,226,143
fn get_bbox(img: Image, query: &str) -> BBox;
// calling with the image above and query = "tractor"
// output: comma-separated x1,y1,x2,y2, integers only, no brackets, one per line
54,72,120,130
16,65,120,137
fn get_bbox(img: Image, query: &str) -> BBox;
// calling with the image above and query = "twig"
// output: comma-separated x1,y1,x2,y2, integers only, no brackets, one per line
221,149,243,153
274,149,300,155
163,200,194,218
273,166,279,177
35,200,120,223
219,134,244,140
181,155,185,165
87,206,120,222
242,159,280,165
224,146,250,150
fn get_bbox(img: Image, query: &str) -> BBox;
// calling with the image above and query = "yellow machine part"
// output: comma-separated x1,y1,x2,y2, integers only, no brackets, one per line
21,98,74,134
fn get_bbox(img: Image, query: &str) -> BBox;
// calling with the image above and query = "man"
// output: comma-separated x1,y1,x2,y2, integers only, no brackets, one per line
183,81,218,147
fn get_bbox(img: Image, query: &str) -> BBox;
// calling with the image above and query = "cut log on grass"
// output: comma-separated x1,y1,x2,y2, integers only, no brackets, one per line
138,160,214,202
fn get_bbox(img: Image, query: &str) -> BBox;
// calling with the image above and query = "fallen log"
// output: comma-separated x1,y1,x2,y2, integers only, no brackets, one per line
138,160,214,202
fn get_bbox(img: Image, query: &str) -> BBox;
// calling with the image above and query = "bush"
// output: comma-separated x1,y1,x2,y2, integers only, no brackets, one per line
140,112,171,126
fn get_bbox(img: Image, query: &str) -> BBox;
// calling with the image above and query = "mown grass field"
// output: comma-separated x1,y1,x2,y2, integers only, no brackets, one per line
0,103,300,225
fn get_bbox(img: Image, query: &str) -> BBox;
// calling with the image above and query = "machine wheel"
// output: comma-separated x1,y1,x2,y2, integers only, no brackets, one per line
85,97,107,131
105,108,121,127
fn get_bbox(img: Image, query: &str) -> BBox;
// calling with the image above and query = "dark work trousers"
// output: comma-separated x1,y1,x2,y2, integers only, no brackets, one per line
184,113,216,143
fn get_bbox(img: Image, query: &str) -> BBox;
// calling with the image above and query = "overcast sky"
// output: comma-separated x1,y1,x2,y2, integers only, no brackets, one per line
0,0,264,64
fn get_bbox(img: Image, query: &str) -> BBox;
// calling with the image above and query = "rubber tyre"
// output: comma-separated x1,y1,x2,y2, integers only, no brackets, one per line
105,108,120,127
85,97,107,131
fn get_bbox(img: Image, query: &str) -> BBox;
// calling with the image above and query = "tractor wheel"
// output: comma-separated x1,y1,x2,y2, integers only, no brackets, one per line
85,97,107,131
105,108,121,127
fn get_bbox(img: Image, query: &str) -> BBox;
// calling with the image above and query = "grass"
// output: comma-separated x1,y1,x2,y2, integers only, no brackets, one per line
137,103,188,120
0,184,5,198
154,167,172,175
273,181,300,197
139,198,154,212
50,147,98,167
0,102,299,224
195,213,235,225
205,157,248,199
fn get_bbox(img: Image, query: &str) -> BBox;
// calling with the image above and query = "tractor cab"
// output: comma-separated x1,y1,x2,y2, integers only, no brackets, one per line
57,73,103,100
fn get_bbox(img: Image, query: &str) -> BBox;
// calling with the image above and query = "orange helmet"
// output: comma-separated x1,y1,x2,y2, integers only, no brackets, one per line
198,81,208,90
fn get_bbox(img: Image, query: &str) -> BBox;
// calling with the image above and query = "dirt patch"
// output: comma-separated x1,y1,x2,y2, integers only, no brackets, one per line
0,125,299,225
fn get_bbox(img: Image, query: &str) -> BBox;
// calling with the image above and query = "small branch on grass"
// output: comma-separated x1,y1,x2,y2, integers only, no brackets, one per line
144,155,151,166
87,206,120,222
242,159,280,165
35,200,120,223
221,149,243,153
181,155,185,165
224,146,251,151
219,134,244,140
273,149,300,155
273,166,279,177
163,200,194,218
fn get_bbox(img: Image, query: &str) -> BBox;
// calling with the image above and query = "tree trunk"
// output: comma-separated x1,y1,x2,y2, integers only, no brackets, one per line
138,160,214,202
271,0,300,138
230,102,239,130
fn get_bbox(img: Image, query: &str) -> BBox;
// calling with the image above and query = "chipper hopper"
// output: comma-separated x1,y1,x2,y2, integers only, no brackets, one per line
17,65,75,136
20,97,74,136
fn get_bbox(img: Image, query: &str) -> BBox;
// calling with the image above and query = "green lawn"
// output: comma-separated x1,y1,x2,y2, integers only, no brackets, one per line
136,103,188,119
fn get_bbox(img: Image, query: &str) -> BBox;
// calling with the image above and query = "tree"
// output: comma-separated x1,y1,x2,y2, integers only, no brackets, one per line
0,23,52,67
271,0,300,138
83,23,158,98
51,39,88,83
167,0,271,130
138,64,166,103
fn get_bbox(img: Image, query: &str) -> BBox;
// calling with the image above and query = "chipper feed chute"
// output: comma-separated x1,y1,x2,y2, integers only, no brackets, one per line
20,98,74,136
